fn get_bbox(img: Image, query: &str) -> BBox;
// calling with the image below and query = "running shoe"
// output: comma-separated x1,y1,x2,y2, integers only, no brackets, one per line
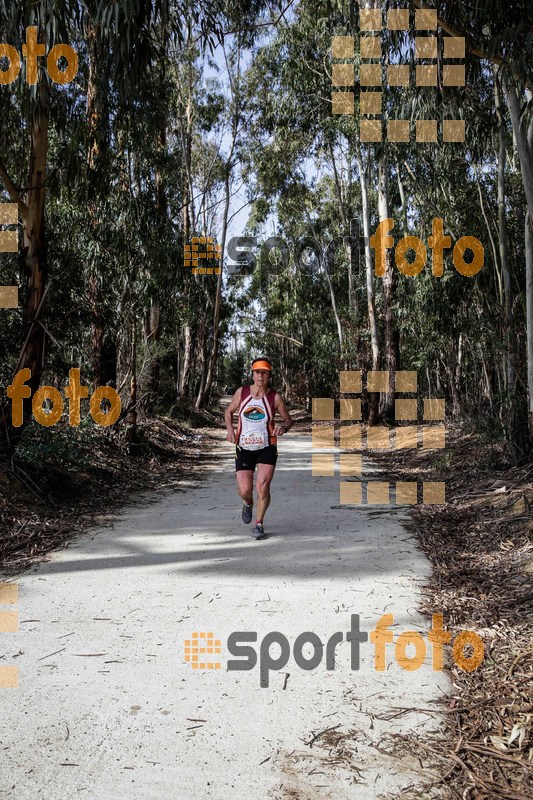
242,503,253,524
252,523,265,540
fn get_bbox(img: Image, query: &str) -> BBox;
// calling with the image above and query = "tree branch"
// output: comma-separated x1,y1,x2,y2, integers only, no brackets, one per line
409,0,533,92
239,316,303,347
505,78,533,224
0,155,28,218
223,0,297,37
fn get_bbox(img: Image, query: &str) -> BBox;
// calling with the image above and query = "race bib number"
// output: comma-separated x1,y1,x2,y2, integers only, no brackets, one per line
240,432,266,450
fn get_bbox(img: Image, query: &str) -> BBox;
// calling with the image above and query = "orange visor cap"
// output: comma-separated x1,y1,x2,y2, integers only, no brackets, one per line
252,359,272,371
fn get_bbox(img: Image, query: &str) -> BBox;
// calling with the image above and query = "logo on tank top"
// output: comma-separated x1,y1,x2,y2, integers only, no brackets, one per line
243,406,266,421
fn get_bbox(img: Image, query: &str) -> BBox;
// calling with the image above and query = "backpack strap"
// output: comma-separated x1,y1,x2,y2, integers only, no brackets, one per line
266,389,277,417
236,385,251,442
265,389,277,445
239,385,251,408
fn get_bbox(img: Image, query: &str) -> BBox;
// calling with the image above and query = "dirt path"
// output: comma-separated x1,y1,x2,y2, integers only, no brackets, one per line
0,431,448,799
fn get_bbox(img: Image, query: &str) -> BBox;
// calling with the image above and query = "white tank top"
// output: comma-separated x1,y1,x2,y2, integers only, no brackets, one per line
238,392,273,450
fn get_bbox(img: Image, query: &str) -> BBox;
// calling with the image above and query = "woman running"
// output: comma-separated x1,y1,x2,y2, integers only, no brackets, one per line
225,357,293,539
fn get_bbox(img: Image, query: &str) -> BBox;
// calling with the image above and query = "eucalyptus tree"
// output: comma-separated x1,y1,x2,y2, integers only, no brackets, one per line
242,0,365,376
0,0,82,453
409,0,533,458
194,35,245,410
0,0,277,451
80,0,229,390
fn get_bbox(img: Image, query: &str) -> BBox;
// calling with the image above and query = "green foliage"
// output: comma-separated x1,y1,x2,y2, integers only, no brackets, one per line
0,0,532,457
16,417,102,471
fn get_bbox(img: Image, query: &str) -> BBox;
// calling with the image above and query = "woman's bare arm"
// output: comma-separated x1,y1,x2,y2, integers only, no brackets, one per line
274,393,293,436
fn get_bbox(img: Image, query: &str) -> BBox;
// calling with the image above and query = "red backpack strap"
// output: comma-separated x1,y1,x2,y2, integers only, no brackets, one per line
236,385,251,442
266,389,278,444
266,389,277,417
264,389,277,445
240,385,251,405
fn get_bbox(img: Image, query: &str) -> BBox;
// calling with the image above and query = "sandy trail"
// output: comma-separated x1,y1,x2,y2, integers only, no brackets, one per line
0,431,447,799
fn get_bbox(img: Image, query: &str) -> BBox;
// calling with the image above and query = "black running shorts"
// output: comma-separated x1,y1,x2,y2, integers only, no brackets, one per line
235,444,278,472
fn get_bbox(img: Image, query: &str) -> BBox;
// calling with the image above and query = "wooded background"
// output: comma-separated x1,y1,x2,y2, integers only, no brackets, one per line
1,0,532,463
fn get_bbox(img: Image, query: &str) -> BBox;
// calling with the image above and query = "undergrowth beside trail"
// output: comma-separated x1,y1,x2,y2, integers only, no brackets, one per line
370,426,533,800
0,409,217,573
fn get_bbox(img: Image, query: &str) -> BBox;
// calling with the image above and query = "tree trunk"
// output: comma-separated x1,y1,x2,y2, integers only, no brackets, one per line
179,324,193,399
526,117,533,442
329,139,356,315
378,155,398,421
178,70,194,401
496,69,522,462
355,144,379,422
194,321,208,410
478,343,494,413
145,125,167,400
87,9,114,388
323,249,345,361
21,81,49,393
505,78,533,224
302,204,344,362
196,166,230,409
196,40,244,410
445,361,459,418
126,316,137,445
495,69,514,392
397,164,408,235
455,332,463,401
145,302,161,397
475,174,502,305
0,78,49,453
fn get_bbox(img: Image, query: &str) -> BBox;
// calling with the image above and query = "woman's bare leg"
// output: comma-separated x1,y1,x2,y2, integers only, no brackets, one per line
256,463,275,522
236,470,254,505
